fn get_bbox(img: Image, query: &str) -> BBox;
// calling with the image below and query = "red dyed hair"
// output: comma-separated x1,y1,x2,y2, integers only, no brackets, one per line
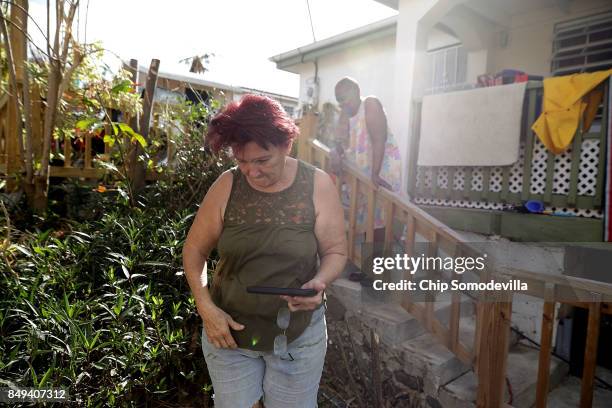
206,94,298,153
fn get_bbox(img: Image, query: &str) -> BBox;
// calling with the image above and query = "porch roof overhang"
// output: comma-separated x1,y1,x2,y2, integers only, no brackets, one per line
373,0,398,10
269,16,397,73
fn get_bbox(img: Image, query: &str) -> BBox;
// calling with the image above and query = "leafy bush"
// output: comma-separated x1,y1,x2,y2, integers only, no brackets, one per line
0,106,234,406
1,209,193,406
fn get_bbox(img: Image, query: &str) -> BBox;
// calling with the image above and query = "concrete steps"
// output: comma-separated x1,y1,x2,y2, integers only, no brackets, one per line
547,375,612,408
329,276,475,346
399,331,471,398
438,343,568,408
328,267,578,408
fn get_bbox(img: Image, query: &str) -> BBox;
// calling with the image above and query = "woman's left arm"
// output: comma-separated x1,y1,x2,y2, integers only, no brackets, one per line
282,169,348,311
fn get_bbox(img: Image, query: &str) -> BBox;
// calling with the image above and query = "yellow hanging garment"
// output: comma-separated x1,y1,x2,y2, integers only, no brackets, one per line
532,69,612,154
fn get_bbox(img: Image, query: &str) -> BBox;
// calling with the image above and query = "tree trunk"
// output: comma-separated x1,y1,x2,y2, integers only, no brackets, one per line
36,0,80,212
125,59,139,186
132,58,159,193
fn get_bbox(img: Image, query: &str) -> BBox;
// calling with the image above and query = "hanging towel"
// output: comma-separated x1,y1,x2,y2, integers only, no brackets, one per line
532,69,612,155
418,82,527,166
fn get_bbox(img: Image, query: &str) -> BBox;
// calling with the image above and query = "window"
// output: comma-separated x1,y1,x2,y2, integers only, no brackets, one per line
425,44,469,94
552,11,612,76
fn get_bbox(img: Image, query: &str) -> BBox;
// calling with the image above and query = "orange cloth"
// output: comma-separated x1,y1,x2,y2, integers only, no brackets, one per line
532,69,612,154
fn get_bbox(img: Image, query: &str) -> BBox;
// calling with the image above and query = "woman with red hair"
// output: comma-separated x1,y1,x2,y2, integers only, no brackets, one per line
183,94,347,408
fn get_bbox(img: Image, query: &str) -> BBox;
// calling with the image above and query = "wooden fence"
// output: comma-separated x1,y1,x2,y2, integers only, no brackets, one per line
0,59,167,189
298,110,612,408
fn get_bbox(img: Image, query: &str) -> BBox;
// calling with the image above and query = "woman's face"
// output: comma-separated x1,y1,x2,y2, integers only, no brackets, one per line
232,141,291,189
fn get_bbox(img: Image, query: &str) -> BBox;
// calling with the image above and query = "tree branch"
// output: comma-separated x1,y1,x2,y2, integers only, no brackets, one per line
40,0,82,178
59,0,78,65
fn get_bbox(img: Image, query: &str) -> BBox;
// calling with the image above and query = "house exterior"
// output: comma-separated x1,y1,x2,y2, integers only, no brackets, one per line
271,0,612,243
275,2,612,387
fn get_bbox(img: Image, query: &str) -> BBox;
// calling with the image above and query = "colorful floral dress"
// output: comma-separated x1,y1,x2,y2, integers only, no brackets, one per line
343,99,402,228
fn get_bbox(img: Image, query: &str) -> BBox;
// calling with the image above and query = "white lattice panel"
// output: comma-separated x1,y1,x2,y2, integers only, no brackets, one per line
415,137,603,219
490,167,503,192
530,140,547,194
578,139,599,196
509,142,526,193
471,167,483,191
438,168,448,189
553,149,572,194
415,197,505,211
453,168,465,191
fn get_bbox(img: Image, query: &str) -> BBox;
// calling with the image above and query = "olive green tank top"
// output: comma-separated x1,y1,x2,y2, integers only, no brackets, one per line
211,160,320,351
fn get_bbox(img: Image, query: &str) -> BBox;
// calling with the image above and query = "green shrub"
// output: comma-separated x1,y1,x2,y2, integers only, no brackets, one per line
1,208,198,406
0,107,234,406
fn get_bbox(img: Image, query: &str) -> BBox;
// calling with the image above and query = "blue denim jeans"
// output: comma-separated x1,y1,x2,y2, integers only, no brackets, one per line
201,306,327,408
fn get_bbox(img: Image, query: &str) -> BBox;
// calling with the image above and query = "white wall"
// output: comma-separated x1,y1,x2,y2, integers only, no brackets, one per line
427,27,460,50
287,0,612,197
392,0,455,196
292,33,397,116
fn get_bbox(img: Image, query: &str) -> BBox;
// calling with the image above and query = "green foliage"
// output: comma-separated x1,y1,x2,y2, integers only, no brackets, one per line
145,98,230,210
0,117,234,405
0,206,209,406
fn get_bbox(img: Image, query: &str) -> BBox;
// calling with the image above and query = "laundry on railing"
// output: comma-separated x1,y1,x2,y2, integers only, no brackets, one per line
532,68,612,155
418,82,527,166
477,69,542,87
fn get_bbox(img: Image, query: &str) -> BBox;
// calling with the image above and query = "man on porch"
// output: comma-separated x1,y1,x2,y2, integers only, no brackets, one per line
332,77,402,282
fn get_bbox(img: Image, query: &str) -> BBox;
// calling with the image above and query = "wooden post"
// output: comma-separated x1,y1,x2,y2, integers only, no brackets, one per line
365,186,376,244
535,283,556,408
401,214,416,310
383,199,394,256
407,101,422,197
476,297,512,408
580,299,601,408
347,175,359,262
5,0,28,190
297,109,317,162
425,232,438,332
84,133,92,169
449,245,463,353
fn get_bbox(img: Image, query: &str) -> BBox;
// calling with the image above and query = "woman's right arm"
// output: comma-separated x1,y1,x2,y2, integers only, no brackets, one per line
182,170,244,349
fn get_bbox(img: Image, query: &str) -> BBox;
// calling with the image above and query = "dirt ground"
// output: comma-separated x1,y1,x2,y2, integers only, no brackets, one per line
318,307,425,408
